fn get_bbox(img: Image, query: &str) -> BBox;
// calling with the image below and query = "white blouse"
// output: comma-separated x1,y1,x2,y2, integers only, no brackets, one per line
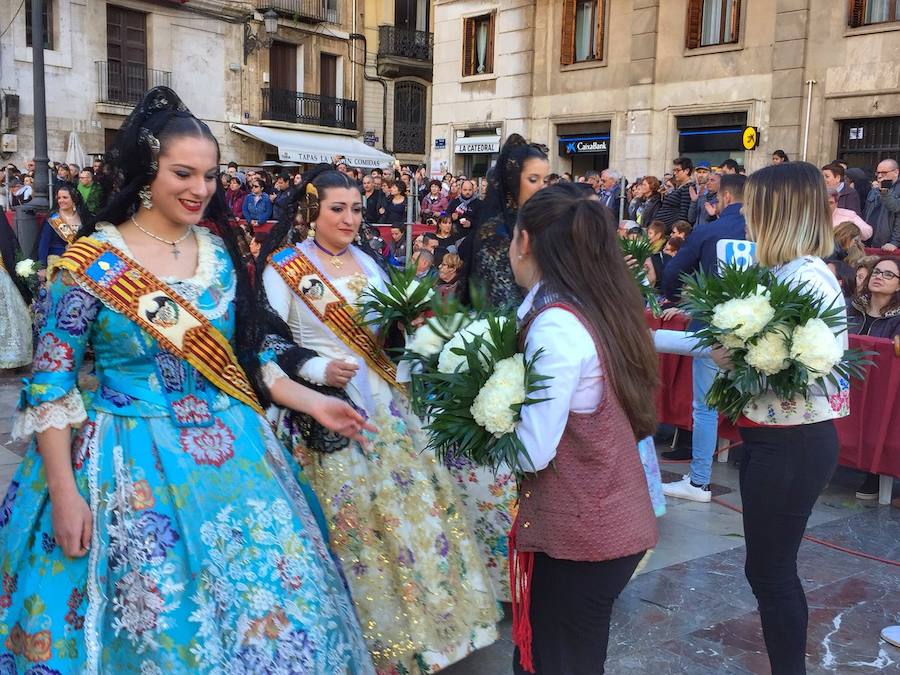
261,241,392,415
516,283,603,472
652,256,850,426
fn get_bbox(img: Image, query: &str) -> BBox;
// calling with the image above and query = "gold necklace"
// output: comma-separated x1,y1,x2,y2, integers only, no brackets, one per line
131,216,193,259
313,240,350,268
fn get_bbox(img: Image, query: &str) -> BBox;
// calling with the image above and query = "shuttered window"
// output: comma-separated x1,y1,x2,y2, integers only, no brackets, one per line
462,13,495,76
848,0,900,27
561,0,606,65
25,0,53,50
686,0,741,49
106,5,147,105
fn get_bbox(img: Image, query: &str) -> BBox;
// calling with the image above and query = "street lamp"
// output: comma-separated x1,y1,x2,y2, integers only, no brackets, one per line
243,10,279,64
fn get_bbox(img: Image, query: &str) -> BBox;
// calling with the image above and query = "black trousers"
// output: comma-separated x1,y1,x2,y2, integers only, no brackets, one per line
513,551,645,675
739,420,839,675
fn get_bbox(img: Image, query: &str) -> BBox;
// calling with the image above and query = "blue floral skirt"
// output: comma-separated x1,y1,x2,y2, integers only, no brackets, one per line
0,404,374,674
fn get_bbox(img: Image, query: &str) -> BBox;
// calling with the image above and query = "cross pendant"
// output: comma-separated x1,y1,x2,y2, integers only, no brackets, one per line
172,246,180,259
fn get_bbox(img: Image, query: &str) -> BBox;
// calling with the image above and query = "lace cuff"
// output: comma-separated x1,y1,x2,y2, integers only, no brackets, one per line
261,360,289,390
12,389,88,439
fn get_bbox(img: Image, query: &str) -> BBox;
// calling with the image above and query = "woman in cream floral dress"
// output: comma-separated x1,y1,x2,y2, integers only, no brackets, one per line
0,257,32,369
258,165,500,674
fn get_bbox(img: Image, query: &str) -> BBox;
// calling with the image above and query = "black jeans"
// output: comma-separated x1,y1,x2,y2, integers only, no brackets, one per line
513,551,645,675
739,420,839,675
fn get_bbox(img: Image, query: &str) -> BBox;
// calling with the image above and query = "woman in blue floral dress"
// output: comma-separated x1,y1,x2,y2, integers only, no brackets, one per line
0,88,374,674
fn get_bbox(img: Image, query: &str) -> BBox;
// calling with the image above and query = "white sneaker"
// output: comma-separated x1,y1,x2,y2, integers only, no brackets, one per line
662,475,711,503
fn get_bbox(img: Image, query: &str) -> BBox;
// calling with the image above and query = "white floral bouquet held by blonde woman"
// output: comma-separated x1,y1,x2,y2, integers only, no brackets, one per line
679,263,871,421
403,307,550,475
355,264,435,335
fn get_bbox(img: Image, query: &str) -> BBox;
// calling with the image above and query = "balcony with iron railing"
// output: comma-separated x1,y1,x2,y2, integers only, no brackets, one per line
96,61,171,107
261,88,357,131
377,25,433,80
255,0,338,24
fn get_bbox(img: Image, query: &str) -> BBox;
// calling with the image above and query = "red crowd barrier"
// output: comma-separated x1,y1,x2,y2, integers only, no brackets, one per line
649,314,900,479
865,247,900,257
233,220,433,241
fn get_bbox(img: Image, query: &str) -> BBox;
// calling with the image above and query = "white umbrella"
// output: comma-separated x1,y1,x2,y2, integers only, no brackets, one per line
65,126,88,170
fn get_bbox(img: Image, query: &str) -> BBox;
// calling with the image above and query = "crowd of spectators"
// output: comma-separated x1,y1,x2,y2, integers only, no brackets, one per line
2,158,114,215
6,149,898,318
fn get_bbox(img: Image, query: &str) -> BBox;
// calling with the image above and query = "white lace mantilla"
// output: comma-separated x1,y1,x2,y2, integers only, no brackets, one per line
94,223,234,320
12,388,88,439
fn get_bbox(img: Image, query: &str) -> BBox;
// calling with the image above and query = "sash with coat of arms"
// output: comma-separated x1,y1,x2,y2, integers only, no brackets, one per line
57,237,264,416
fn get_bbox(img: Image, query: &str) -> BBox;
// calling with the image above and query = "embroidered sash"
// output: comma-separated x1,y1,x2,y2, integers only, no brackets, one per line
48,215,79,244
268,246,398,386
57,238,264,415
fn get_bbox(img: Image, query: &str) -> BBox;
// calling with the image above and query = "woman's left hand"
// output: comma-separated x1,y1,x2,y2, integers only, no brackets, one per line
311,394,376,445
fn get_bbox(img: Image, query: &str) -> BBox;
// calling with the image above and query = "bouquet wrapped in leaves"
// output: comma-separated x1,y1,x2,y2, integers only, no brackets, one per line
356,264,435,335
404,306,550,475
620,236,661,316
680,263,870,421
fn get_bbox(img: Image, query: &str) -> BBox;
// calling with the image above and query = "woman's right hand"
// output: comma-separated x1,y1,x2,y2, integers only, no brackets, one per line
711,344,735,371
324,359,359,388
51,488,92,558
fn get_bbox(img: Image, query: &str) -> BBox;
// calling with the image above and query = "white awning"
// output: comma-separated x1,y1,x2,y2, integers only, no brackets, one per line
454,134,501,154
231,123,395,169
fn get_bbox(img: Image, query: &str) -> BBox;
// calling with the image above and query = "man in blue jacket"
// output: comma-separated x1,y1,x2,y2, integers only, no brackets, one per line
660,173,747,503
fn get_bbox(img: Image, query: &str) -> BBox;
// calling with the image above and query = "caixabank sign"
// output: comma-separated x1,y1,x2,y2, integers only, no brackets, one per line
559,134,610,155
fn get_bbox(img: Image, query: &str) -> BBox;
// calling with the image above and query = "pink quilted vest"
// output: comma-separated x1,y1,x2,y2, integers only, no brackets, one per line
514,302,658,562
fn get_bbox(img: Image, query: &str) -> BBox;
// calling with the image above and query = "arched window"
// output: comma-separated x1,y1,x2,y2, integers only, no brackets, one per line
394,81,426,154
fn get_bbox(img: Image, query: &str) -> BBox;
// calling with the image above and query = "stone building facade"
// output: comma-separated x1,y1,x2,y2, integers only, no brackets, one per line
361,0,434,166
430,0,900,180
0,0,395,171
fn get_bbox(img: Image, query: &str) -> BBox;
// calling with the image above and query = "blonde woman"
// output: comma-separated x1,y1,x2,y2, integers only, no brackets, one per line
833,220,865,266
713,162,849,675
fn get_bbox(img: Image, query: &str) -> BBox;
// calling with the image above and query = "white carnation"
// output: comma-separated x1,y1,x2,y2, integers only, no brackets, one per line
15,259,36,278
719,333,746,350
711,294,775,341
408,323,446,357
436,317,507,373
745,328,790,375
790,318,843,376
470,354,526,436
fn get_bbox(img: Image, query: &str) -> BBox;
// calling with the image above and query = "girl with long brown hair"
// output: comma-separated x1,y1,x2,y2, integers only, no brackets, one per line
507,182,659,674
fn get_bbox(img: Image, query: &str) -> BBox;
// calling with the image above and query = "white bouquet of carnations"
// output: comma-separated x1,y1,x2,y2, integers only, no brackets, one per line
14,258,41,296
405,306,550,475
15,259,37,279
680,264,870,420
356,264,435,335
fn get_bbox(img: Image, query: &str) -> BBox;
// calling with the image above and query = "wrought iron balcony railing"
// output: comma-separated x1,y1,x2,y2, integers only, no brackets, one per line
96,61,171,106
261,88,357,130
256,0,337,24
378,25,433,62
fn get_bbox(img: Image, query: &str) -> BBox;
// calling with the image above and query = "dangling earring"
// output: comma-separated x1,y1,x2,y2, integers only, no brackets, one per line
307,222,316,240
139,185,153,210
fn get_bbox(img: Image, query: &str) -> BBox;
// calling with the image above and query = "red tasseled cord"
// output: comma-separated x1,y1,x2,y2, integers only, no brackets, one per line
509,516,535,673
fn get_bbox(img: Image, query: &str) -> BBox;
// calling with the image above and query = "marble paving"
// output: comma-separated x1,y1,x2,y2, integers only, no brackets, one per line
0,370,897,673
